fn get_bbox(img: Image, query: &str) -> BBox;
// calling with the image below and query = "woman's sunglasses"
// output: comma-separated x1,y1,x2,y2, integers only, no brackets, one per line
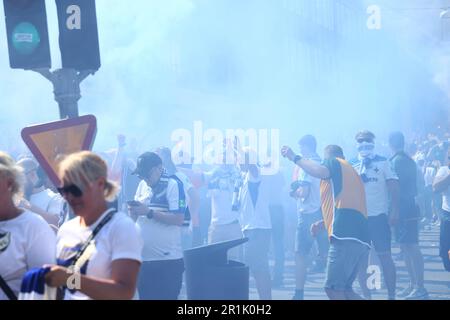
57,184,83,198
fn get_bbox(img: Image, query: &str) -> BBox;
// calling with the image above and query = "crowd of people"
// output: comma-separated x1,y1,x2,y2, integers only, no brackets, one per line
0,129,449,300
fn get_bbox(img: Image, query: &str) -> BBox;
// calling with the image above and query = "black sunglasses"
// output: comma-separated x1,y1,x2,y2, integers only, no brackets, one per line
57,184,83,198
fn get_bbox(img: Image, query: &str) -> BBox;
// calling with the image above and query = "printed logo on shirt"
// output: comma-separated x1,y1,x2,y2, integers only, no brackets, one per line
361,175,379,183
0,231,11,253
57,243,93,292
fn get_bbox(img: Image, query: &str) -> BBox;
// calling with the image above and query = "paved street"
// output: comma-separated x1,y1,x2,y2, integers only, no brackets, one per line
178,223,450,300
249,224,450,300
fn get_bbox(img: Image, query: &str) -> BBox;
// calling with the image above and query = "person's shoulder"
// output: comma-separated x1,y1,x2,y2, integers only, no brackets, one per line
45,188,63,199
175,171,193,188
108,212,138,235
175,171,189,181
112,211,133,224
322,157,340,168
19,211,55,236
19,210,49,227
168,175,184,188
390,152,410,166
396,152,412,161
348,157,360,167
389,152,400,161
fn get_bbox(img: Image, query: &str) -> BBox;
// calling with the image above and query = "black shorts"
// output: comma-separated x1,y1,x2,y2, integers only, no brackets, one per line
368,214,391,253
138,258,184,300
395,219,419,244
440,211,450,272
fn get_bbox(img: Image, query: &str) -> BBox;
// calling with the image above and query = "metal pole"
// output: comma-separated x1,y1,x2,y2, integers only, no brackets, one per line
33,68,94,119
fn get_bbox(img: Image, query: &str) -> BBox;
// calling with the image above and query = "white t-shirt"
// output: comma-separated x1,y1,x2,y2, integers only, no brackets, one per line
352,155,398,217
56,209,143,300
239,169,272,231
205,166,241,226
0,211,56,300
296,154,322,214
30,189,65,224
424,167,437,187
134,178,184,261
435,166,450,212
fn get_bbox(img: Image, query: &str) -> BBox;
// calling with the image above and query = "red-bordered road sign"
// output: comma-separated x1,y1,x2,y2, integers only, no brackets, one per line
21,115,97,187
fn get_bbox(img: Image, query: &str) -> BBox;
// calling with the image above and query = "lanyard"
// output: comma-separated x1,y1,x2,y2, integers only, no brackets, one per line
70,209,116,267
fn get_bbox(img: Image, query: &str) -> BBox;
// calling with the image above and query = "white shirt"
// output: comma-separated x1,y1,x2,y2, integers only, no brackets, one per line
135,178,184,261
206,166,241,226
424,167,437,187
0,211,56,300
352,155,398,217
29,189,65,224
239,169,272,231
435,166,450,212
56,209,143,300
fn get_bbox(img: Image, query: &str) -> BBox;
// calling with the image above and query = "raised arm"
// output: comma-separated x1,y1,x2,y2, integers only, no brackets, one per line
281,146,330,179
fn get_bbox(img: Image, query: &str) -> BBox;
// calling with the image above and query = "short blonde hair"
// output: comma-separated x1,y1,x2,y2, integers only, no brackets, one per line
0,151,24,198
58,151,119,201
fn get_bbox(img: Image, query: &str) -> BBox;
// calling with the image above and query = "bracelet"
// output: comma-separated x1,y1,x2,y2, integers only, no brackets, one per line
293,155,302,164
147,209,154,220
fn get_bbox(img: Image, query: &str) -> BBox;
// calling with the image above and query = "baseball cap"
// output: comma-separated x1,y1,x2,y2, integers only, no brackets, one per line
132,152,162,177
355,130,376,142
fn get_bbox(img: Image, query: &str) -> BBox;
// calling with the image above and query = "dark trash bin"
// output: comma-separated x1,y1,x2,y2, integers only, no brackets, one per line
183,238,249,300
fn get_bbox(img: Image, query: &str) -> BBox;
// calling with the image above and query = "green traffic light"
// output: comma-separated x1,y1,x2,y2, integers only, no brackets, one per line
12,22,41,55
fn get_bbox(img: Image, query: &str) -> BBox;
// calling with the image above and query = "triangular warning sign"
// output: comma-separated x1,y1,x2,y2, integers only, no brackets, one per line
21,115,97,187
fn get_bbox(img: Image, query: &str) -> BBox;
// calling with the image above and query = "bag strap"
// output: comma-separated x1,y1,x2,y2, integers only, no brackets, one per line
56,209,116,300
70,209,116,268
0,274,17,300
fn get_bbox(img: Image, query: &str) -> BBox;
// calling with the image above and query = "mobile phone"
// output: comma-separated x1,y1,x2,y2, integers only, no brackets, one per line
127,200,141,207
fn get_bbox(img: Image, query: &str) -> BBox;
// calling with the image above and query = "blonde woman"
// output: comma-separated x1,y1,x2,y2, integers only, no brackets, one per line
0,152,55,300
45,151,142,300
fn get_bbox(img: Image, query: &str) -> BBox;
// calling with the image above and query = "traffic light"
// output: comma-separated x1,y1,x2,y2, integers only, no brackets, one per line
3,0,51,69
56,0,101,71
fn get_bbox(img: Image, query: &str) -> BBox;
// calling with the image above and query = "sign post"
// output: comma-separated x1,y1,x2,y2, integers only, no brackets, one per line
3,0,101,119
